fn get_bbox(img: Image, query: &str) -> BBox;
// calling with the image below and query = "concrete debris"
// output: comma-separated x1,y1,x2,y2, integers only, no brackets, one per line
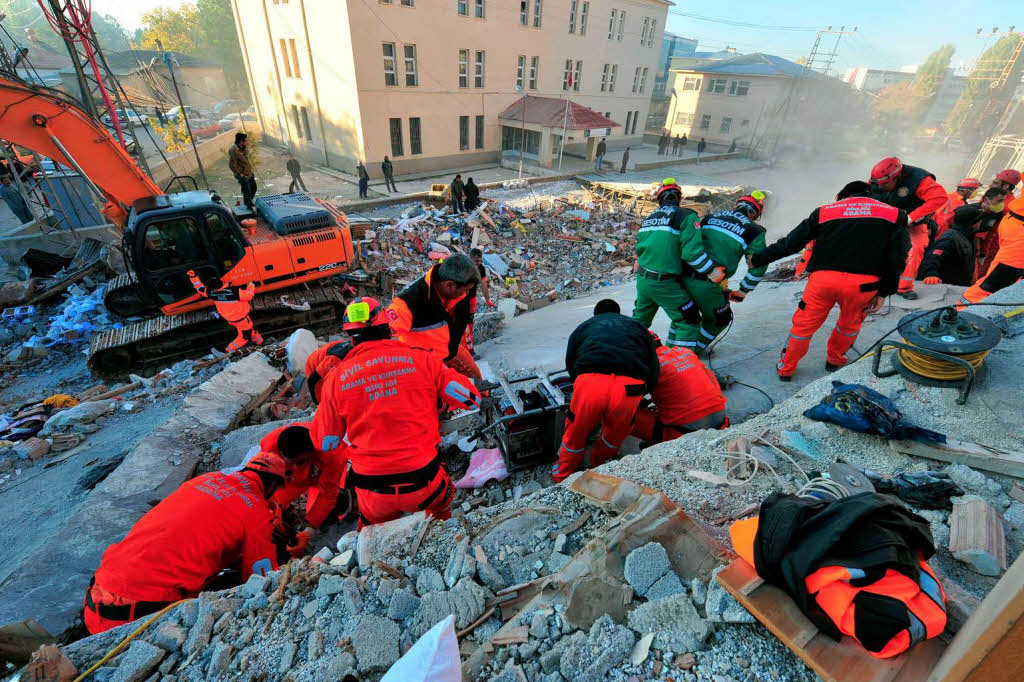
387,587,421,621
557,614,636,682
352,614,401,672
357,511,424,570
705,566,756,623
444,537,477,588
949,498,1007,576
39,399,117,434
628,592,712,653
644,570,687,602
415,567,446,596
565,576,633,630
109,640,165,682
284,328,320,375
623,541,672,596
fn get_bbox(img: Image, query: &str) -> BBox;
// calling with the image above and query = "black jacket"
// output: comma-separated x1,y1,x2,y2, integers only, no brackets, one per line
872,165,935,215
286,158,300,175
565,313,659,389
918,218,976,286
463,182,480,202
751,195,911,297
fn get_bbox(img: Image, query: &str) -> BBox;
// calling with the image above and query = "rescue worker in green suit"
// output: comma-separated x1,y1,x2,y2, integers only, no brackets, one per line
677,194,768,350
633,179,726,347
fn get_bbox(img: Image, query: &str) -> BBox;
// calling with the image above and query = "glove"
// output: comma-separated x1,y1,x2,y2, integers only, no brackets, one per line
861,469,964,510
922,276,941,285
678,300,702,324
707,266,726,284
727,290,747,303
186,270,196,277
486,299,496,308
287,528,314,558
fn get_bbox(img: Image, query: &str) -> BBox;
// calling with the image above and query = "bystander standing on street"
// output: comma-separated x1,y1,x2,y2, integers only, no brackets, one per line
381,156,398,193
286,155,307,193
463,177,480,211
450,174,466,213
620,147,630,174
228,132,257,209
356,161,369,198
595,138,607,171
697,138,707,163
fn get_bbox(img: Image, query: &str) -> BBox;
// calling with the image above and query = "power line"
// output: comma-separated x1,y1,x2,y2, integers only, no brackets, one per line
667,10,822,32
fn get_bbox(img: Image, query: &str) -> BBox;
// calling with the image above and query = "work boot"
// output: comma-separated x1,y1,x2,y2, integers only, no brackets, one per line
777,374,792,382
897,290,919,300
825,362,844,372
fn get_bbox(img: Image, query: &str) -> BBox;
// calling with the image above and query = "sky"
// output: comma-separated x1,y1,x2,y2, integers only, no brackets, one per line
91,0,1015,74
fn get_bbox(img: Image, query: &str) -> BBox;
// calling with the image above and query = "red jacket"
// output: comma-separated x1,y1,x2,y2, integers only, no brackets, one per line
304,339,352,403
93,470,277,602
189,273,255,323
651,346,726,425
908,176,949,224
933,191,965,239
260,423,347,528
310,339,480,475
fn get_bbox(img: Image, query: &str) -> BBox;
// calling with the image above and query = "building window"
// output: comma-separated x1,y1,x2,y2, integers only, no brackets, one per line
579,1,588,34
410,117,422,154
300,106,312,140
638,67,647,93
457,0,467,15
609,64,617,92
568,0,576,33
720,116,732,133
600,64,609,92
641,17,648,45
573,60,582,91
617,10,625,41
741,119,750,127
404,45,418,86
681,76,701,91
625,111,632,134
291,105,301,138
474,51,485,87
458,49,469,87
675,112,694,126
529,56,539,89
459,115,470,150
607,9,615,39
390,117,404,155
474,0,484,18
707,78,727,94
632,66,641,93
533,0,542,27
475,115,484,149
383,43,397,86
279,39,292,78
401,0,413,5
289,39,301,78
520,0,528,25
647,19,655,47
631,110,638,134
728,80,750,96
501,126,540,155
700,114,711,129
562,59,572,91
516,55,526,89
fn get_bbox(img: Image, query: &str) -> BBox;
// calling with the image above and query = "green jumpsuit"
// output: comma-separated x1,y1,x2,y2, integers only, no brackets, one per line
678,209,767,350
632,202,719,347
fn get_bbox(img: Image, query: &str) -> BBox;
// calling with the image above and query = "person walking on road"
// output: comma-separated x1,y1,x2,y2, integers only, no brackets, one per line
595,138,607,171
658,133,669,155
0,175,31,224
286,155,307,193
696,138,707,163
381,156,398,193
356,161,369,198
450,174,466,214
620,147,630,174
680,134,688,155
228,132,257,209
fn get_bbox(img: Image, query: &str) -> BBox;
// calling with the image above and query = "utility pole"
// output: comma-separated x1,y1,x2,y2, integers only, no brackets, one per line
164,51,209,189
515,85,527,179
948,28,1024,140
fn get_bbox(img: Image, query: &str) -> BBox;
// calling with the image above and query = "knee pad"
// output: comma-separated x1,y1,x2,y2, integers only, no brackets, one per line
713,302,733,327
679,300,702,324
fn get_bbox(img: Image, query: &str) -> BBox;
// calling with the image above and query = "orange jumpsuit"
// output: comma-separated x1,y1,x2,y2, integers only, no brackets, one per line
961,195,1024,307
304,339,352,403
976,189,1018,280
260,423,348,528
631,346,727,443
897,177,947,294
932,191,966,240
309,338,480,527
189,274,263,352
84,470,277,634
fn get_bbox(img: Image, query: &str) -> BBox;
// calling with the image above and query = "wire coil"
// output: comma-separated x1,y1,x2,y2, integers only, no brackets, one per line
896,339,992,381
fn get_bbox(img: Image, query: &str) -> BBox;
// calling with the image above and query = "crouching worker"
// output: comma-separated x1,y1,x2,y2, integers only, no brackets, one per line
632,332,727,444
311,298,480,527
188,270,263,352
84,453,286,634
304,339,353,404
554,299,660,483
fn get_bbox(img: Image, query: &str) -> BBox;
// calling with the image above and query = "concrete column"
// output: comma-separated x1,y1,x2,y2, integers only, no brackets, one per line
538,128,554,168
585,138,598,161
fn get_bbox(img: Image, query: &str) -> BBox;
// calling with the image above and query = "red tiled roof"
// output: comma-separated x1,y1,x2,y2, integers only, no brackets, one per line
498,96,621,130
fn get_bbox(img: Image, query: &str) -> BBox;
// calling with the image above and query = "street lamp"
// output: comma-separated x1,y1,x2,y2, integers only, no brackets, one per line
515,85,527,179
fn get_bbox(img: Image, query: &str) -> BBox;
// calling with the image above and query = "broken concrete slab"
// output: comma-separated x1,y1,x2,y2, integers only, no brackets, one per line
216,419,302,470
183,353,282,432
705,565,756,623
110,639,164,682
949,498,1007,576
623,542,671,596
627,592,711,652
565,576,633,630
357,511,425,571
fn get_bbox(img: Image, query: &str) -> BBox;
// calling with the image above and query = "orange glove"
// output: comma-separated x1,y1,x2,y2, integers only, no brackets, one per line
486,299,496,308
287,528,314,558
727,290,747,303
707,266,727,284
922,276,941,285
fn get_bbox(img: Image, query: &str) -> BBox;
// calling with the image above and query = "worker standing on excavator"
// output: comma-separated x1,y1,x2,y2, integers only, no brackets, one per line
633,178,726,348
869,157,946,299
188,271,263,352
84,453,285,634
311,297,480,527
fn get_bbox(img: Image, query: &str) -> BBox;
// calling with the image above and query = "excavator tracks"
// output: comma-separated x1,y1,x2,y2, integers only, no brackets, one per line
103,272,160,319
88,285,350,375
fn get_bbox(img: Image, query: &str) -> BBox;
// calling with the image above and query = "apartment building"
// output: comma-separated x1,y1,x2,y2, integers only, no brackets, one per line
646,32,698,131
232,0,669,176
843,66,969,128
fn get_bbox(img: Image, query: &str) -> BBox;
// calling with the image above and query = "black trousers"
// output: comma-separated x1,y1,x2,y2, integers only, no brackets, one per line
236,175,257,208
288,173,307,193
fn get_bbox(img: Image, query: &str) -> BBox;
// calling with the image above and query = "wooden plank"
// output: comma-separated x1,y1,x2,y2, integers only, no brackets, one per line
948,499,1006,576
889,438,1024,479
929,552,1024,681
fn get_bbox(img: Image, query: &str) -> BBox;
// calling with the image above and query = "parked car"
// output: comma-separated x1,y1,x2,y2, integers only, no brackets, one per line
212,99,245,116
101,108,147,127
192,121,225,139
218,112,258,128
164,106,200,124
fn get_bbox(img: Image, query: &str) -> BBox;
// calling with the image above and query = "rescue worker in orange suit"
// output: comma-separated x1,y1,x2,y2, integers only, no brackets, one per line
304,339,352,404
555,299,660,483
388,253,482,379
311,297,480,527
631,332,727,444
869,157,946,300
750,181,910,380
932,178,981,240
960,193,1024,308
920,188,1007,287
975,169,1022,278
84,452,285,634
187,271,263,352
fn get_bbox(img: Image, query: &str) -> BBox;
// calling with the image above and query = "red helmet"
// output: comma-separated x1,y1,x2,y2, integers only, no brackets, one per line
996,169,1021,187
243,451,287,480
656,178,683,204
735,195,764,220
957,177,982,190
342,297,389,331
870,157,903,185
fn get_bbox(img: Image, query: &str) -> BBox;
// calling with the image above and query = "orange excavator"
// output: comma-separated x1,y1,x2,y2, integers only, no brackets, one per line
0,76,362,373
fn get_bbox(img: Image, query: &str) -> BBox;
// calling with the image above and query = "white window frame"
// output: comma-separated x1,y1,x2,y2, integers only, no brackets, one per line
607,9,615,39
458,49,469,87
533,0,542,27
638,67,647,93
632,66,640,93
563,59,572,91
700,114,711,129
600,64,609,92
474,50,485,87
573,60,582,91
516,55,526,89
474,0,484,18
400,0,413,5
404,44,418,86
383,42,397,86
728,80,750,96
609,64,617,92
675,111,693,126
616,10,625,41
720,116,732,133
457,0,467,15
520,0,528,25
641,17,649,45
681,76,701,91
580,1,588,34
647,18,655,47
529,56,539,89
707,78,727,94
568,0,577,33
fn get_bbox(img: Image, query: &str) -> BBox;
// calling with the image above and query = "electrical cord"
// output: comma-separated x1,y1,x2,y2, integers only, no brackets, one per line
704,316,776,410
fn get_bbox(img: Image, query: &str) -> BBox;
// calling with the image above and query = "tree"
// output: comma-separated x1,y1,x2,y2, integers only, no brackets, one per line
872,82,913,122
0,0,129,56
140,3,202,53
946,34,1024,140
195,0,247,96
907,44,954,121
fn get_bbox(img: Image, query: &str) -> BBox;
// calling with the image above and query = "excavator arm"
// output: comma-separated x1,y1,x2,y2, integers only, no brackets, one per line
0,76,163,227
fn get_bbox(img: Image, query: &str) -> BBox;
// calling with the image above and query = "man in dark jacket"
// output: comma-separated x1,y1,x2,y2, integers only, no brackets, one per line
595,138,607,171
286,156,306,193
381,156,397,192
463,177,481,211
696,138,707,163
554,299,660,482
228,132,256,208
450,174,465,213
620,147,630,174
920,188,1007,287
356,161,369,198
751,181,910,379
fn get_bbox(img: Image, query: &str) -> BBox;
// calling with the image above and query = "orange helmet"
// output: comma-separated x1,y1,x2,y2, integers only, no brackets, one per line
342,297,389,331
956,177,982,190
656,178,683,205
996,169,1021,187
243,451,287,480
870,157,903,185
735,195,764,220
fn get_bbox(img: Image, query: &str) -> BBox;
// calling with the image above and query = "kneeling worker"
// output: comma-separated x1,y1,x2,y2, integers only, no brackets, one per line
311,298,480,527
920,188,1007,287
84,453,285,634
751,182,910,380
304,339,352,404
555,299,660,483
632,332,727,443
